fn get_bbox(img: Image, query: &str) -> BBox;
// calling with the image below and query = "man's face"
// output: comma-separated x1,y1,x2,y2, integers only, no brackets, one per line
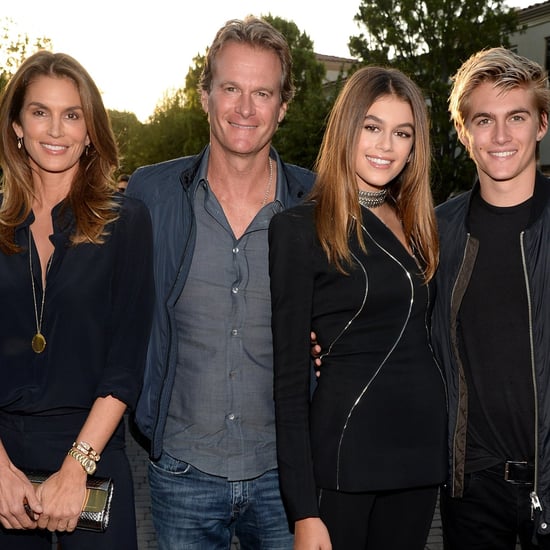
201,41,287,158
460,81,547,194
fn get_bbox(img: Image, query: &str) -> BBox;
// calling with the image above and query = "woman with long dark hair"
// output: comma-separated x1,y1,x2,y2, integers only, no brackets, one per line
269,66,446,550
0,51,153,549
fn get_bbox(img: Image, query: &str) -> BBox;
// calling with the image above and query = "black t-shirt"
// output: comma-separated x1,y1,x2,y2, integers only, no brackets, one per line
459,192,534,472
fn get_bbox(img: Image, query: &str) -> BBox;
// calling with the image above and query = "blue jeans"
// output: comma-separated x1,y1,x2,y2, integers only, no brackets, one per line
148,452,293,550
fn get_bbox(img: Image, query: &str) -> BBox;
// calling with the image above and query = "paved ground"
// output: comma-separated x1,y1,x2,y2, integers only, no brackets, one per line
125,420,445,550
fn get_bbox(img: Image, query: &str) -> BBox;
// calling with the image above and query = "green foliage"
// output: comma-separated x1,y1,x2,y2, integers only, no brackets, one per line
264,15,332,170
122,15,332,171
109,110,146,175
141,53,209,165
1,9,524,197
0,18,52,96
178,53,210,156
183,53,205,110
0,19,52,180
0,15,331,177
349,0,521,203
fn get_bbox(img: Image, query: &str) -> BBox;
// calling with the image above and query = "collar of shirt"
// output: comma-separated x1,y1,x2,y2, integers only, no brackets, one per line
197,146,289,212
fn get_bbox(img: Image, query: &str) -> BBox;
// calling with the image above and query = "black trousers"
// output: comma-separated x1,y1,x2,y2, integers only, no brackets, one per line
318,484,439,550
440,469,550,550
0,410,137,550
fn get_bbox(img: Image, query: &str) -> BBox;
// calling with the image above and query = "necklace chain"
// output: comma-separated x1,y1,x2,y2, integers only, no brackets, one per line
358,188,387,209
29,230,52,354
261,158,273,207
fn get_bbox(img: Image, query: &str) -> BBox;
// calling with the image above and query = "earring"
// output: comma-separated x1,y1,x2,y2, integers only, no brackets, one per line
85,145,90,156
17,137,22,150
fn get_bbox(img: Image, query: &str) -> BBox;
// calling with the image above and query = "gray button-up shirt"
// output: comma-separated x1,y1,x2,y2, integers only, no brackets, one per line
164,154,287,480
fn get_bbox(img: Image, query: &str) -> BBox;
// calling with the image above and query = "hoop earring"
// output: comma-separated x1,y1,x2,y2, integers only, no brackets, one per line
17,137,22,150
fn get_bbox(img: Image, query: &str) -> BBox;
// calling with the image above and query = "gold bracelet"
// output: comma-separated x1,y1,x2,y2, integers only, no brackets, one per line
68,447,97,475
72,441,100,462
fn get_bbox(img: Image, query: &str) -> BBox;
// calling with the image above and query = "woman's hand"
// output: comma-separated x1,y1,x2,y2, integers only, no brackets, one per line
35,395,127,532
34,457,87,532
294,517,332,550
0,460,43,529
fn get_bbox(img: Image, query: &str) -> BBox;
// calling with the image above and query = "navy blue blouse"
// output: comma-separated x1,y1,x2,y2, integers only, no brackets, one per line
0,195,154,414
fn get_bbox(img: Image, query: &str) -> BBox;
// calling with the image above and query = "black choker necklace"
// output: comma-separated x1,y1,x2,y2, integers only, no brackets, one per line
358,188,387,209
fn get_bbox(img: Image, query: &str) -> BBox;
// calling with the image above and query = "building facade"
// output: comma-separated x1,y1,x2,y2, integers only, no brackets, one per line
511,0,550,171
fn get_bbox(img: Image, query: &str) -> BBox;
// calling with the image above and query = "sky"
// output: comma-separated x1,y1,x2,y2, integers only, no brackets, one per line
2,0,536,122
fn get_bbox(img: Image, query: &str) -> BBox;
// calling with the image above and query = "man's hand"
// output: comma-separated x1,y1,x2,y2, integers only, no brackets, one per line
310,331,322,376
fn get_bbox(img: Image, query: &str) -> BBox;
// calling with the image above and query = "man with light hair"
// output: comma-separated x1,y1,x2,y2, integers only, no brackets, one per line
432,47,550,549
127,15,314,549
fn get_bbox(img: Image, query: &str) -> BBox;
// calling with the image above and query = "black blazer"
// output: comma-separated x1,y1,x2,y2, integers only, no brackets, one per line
269,203,447,523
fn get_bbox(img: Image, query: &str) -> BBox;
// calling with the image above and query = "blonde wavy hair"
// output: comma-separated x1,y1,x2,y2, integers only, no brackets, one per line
449,47,550,139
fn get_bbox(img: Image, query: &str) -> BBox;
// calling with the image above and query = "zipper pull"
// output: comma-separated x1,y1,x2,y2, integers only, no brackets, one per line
531,491,542,521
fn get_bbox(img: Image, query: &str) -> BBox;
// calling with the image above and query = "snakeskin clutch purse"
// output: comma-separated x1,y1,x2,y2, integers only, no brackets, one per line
25,470,114,532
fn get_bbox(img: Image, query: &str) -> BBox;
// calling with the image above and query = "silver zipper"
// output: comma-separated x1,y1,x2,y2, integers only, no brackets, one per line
334,224,413,489
520,231,540,522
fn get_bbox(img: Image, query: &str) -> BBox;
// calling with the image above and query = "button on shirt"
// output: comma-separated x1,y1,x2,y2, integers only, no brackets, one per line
164,157,285,480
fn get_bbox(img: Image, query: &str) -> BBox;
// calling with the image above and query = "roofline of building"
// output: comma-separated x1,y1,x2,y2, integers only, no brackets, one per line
518,0,550,17
314,52,357,64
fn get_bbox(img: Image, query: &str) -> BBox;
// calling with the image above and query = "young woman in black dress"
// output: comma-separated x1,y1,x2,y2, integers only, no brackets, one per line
269,66,446,550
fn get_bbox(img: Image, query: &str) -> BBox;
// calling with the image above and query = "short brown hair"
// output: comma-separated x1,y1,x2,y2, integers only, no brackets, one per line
199,15,295,105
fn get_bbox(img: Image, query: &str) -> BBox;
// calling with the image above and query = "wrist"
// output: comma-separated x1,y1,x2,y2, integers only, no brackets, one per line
67,441,100,475
72,441,101,462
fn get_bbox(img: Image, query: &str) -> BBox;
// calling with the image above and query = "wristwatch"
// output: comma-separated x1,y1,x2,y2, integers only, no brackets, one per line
68,448,97,475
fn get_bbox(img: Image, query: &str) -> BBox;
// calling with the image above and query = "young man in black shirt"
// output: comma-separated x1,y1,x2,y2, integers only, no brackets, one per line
432,47,550,549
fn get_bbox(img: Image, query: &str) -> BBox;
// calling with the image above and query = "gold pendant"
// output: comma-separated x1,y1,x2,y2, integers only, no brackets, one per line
32,333,46,354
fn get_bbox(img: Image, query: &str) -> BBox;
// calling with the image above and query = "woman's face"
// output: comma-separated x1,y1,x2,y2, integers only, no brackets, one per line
12,75,90,182
355,94,415,192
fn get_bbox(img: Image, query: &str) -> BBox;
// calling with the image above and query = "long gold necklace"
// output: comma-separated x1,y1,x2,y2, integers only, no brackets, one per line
29,230,52,354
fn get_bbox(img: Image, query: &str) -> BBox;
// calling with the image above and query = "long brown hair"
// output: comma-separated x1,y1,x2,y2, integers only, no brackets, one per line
0,51,119,254
311,66,439,282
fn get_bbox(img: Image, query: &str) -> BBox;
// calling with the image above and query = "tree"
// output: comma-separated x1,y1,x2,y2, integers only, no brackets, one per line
136,16,332,170
0,19,52,179
109,110,146,175
0,18,52,94
264,15,332,170
349,0,521,203
179,53,210,156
